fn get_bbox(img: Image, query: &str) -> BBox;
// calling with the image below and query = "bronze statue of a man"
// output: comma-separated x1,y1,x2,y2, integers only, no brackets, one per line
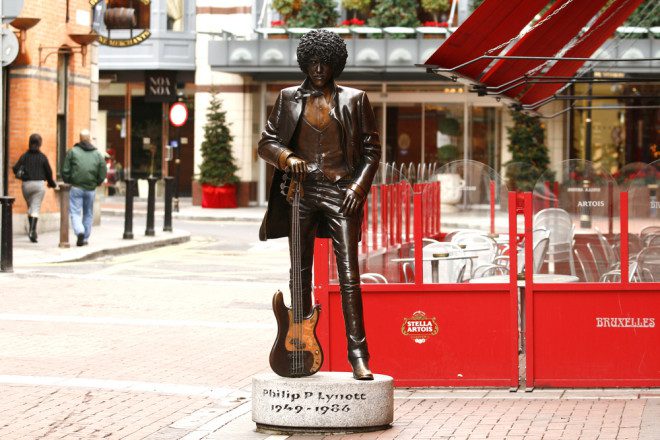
258,29,381,380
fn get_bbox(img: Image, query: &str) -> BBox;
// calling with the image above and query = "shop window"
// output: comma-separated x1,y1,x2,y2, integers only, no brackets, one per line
167,0,184,31
386,104,423,165
424,104,464,167
471,107,499,172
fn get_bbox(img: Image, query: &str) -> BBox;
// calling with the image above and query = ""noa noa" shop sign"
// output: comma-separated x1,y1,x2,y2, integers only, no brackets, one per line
90,0,152,47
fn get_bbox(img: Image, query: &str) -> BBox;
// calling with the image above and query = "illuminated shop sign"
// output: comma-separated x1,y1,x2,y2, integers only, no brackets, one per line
90,0,151,47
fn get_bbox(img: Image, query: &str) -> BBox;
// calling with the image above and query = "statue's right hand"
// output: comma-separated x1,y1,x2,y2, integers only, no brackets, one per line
285,156,307,181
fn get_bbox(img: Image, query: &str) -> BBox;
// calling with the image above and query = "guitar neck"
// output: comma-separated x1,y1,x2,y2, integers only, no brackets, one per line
291,182,304,324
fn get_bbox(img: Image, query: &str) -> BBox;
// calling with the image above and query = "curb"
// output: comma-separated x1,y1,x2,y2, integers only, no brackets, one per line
14,232,192,266
62,234,192,263
101,209,263,223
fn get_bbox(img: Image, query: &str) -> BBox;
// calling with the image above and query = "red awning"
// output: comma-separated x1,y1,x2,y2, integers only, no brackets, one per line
519,0,645,105
424,0,548,80
479,0,609,97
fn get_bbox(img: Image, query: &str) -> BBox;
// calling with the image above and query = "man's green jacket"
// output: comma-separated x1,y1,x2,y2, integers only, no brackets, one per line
62,141,107,191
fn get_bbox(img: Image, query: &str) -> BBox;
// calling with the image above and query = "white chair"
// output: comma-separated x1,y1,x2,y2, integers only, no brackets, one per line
360,273,388,284
574,248,595,282
594,227,618,270
533,208,576,275
599,262,640,282
451,233,498,278
636,246,660,282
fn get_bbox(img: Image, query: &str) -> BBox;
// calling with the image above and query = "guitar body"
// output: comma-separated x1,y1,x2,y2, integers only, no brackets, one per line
269,290,324,378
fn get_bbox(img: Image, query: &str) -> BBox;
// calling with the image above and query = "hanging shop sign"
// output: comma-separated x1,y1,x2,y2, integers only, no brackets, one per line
169,102,188,127
145,71,177,102
90,0,151,47
401,311,439,344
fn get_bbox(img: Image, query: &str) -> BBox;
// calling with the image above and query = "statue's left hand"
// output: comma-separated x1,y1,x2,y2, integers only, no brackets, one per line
340,188,364,216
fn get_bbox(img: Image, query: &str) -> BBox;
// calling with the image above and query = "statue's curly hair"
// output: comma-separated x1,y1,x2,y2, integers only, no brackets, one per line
296,29,348,79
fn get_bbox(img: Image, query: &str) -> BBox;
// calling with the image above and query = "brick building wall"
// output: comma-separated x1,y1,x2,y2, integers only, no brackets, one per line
7,0,95,229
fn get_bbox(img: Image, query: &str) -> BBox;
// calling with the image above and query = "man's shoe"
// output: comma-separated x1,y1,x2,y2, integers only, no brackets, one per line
76,233,85,247
350,358,374,380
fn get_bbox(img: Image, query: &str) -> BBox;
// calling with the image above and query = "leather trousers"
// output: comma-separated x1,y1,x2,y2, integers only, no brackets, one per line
289,171,370,362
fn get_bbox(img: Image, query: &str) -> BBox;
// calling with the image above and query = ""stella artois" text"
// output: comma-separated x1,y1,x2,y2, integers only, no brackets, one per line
406,320,435,333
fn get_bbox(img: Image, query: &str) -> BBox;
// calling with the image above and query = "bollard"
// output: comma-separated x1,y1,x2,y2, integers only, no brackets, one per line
163,176,174,232
123,178,135,239
55,184,71,248
0,197,15,272
145,176,158,236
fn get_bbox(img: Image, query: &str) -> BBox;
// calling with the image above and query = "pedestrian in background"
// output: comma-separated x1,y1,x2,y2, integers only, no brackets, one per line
62,129,107,247
12,133,57,243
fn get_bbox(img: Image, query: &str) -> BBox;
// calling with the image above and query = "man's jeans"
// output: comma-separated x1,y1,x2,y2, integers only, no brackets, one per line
69,187,95,240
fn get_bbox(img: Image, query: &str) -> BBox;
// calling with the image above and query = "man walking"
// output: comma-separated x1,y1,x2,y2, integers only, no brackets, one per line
62,129,107,246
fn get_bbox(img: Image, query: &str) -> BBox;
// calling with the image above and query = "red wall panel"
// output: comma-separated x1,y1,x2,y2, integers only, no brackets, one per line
325,287,517,387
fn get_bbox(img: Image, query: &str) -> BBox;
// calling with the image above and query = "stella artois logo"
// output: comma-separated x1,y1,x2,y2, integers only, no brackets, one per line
401,311,438,344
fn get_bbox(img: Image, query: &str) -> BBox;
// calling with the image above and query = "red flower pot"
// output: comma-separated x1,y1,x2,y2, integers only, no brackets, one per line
202,183,238,209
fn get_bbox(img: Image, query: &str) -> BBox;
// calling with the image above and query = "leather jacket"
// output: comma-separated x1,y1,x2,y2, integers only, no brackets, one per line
258,79,381,240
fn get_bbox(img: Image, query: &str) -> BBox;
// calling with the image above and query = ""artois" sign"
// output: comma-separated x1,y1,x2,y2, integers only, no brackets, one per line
401,311,438,344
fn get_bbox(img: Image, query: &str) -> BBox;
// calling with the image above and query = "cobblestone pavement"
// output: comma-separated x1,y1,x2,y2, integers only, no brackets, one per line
2,231,659,439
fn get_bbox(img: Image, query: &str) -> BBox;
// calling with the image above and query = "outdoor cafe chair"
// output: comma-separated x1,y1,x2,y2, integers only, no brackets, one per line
574,248,596,282
402,262,414,283
360,273,389,284
451,233,498,277
491,230,548,274
594,227,619,270
640,226,660,244
636,246,660,282
646,234,660,248
587,242,609,279
599,262,640,283
472,263,509,278
612,233,644,260
533,208,576,276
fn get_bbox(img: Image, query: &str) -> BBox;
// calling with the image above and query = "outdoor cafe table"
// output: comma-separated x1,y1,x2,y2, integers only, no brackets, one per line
391,255,479,283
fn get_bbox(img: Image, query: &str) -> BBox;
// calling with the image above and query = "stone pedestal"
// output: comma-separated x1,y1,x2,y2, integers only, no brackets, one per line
252,372,393,434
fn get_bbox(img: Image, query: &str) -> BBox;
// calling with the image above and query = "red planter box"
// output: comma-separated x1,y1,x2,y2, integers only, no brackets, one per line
201,183,237,208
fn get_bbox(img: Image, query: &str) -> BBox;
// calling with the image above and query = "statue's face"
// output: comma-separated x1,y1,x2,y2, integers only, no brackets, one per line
306,58,333,90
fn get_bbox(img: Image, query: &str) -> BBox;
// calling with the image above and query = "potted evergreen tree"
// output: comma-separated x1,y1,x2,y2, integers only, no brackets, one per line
199,92,240,208
505,110,553,191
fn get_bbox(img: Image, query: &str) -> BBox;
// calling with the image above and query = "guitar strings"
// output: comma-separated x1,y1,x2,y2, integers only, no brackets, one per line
292,182,302,376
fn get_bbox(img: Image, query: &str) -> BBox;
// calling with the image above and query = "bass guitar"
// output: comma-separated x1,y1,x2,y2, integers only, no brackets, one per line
269,177,323,377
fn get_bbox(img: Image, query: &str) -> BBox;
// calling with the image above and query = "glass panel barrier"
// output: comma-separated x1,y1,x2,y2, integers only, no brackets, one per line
533,160,620,282
627,160,660,282
423,159,510,283
328,163,414,284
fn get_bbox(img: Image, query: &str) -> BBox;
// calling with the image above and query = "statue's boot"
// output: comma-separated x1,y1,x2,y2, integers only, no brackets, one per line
341,286,373,380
